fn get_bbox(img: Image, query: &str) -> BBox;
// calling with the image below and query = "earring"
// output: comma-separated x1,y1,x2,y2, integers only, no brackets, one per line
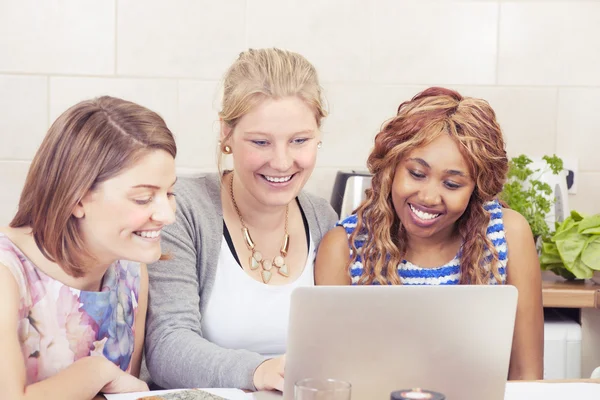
317,141,322,149
222,144,232,154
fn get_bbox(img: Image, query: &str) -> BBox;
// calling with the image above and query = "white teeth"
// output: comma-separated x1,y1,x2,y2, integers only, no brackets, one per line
410,204,440,221
135,230,161,238
264,175,292,183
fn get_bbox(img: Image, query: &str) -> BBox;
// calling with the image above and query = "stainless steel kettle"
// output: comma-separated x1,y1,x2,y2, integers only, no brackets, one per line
330,170,373,218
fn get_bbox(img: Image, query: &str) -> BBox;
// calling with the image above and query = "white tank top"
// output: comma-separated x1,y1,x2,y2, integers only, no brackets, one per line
202,235,315,358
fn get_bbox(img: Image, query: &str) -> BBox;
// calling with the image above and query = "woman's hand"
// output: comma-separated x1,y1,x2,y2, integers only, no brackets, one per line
253,354,286,392
100,362,149,394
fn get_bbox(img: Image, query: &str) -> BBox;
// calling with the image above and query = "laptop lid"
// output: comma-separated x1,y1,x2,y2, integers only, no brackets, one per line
284,285,518,400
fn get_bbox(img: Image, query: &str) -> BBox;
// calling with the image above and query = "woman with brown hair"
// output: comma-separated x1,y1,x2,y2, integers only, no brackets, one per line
315,87,544,380
0,96,178,399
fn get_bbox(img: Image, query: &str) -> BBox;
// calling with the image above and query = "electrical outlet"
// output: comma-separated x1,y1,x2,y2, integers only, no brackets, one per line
560,157,578,194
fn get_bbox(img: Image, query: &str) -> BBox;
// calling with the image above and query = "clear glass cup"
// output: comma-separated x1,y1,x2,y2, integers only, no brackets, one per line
294,378,352,400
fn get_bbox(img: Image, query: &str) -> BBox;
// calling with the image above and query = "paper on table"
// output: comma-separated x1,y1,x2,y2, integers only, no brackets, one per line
505,382,600,399
103,388,252,400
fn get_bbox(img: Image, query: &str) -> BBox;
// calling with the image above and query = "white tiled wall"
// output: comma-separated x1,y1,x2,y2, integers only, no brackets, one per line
0,75,48,160
498,2,600,86
247,0,371,83
49,77,179,127
1,0,600,226
0,0,115,75
117,0,246,78
371,1,498,85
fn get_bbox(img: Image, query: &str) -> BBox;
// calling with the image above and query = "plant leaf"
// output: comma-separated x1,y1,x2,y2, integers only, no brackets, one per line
581,237,600,270
556,232,587,270
578,214,600,233
568,257,594,279
544,264,577,280
542,155,565,175
540,241,562,265
542,240,560,256
581,227,600,235
571,210,584,222
552,218,578,242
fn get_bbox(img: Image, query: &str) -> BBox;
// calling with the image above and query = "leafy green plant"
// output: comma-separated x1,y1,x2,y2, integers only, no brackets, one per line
540,211,600,279
500,154,564,240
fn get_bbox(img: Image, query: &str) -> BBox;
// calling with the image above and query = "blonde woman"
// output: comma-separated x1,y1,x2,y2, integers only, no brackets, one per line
145,48,338,391
316,87,544,380
0,96,177,399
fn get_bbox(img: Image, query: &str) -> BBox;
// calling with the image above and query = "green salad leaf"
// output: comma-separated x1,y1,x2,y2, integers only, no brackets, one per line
578,215,600,233
541,211,600,279
582,237,600,268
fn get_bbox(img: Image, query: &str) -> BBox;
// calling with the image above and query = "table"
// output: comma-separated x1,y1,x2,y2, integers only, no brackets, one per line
248,380,600,399
94,380,600,399
542,271,600,378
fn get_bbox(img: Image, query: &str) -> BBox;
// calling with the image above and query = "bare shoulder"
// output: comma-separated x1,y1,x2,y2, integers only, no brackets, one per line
315,226,352,285
502,208,531,234
502,208,535,248
0,226,18,238
501,208,540,282
0,226,32,245
318,226,350,255
322,225,348,240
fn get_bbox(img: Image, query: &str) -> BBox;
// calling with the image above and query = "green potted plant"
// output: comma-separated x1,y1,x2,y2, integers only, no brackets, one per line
500,154,600,280
499,154,563,241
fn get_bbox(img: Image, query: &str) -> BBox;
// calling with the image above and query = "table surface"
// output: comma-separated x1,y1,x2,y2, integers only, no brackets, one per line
96,379,600,399
541,271,600,309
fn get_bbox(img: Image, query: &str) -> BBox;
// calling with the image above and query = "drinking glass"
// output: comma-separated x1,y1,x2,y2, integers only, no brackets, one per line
294,378,351,400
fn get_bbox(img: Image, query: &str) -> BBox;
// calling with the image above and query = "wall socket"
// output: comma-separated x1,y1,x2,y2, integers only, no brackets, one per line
560,157,578,195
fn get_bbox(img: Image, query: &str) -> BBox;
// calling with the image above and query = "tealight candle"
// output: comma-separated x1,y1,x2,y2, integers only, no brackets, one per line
390,388,445,400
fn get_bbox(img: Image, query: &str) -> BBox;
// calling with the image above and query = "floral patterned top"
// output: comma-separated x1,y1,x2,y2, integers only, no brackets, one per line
0,233,141,384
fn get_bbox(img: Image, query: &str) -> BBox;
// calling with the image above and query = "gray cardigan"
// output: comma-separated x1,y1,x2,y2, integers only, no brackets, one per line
144,173,338,390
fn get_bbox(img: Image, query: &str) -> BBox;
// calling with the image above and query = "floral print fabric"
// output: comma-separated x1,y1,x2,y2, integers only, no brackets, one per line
0,233,140,384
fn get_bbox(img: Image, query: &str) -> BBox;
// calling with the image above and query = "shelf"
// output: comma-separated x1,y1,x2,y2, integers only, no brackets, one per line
542,271,600,309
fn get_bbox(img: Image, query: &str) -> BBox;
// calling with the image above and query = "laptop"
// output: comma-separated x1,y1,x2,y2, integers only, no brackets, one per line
283,285,518,400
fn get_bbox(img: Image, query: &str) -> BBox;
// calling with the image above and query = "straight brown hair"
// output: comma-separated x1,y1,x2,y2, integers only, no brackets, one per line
10,96,176,277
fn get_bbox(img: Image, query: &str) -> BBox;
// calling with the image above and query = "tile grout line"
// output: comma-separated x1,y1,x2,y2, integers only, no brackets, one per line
1,72,600,90
46,76,51,128
244,0,249,49
554,87,560,155
114,0,118,75
175,79,180,134
367,0,373,84
495,2,502,85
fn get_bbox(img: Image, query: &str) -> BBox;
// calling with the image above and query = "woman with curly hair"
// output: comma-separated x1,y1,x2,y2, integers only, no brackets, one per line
315,87,543,380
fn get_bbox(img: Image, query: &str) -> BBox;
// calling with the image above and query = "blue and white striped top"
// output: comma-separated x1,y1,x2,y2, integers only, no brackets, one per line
337,200,508,285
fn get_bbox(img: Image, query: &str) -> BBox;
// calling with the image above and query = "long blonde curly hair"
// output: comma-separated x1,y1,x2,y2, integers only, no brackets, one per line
350,87,508,285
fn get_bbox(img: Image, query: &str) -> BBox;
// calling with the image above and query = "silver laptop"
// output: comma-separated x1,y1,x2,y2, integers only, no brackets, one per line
284,285,518,400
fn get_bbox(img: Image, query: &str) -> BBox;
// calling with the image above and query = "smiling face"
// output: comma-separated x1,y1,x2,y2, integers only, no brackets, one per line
391,134,476,241
223,96,320,208
73,149,177,267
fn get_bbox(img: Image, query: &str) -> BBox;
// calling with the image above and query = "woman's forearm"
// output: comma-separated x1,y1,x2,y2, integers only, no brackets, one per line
22,357,117,400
